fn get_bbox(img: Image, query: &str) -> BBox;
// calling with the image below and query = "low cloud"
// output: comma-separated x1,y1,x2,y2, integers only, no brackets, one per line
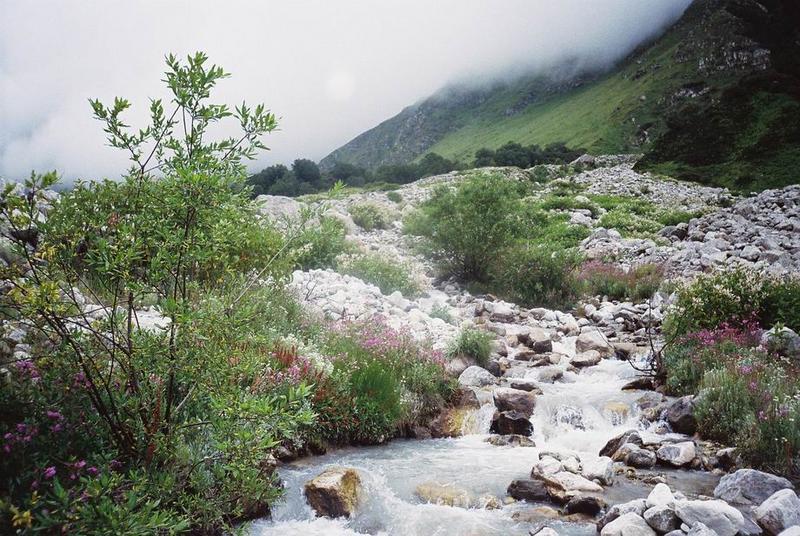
0,0,692,182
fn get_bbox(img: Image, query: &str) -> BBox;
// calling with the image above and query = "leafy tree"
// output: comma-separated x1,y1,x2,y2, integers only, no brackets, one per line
291,158,321,183
330,161,365,182
493,141,531,167
268,173,300,196
474,148,495,167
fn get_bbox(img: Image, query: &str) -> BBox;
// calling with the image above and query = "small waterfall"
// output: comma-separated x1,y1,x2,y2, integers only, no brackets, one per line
460,403,495,435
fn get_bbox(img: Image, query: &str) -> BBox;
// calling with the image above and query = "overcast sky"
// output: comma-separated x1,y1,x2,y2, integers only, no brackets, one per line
0,0,692,182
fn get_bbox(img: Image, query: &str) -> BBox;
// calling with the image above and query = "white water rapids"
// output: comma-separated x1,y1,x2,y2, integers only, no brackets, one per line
251,357,719,535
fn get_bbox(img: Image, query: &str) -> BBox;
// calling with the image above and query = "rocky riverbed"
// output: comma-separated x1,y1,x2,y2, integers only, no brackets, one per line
249,157,800,535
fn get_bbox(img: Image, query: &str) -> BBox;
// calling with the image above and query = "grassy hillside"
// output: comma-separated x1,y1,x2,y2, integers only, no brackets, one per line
322,0,800,191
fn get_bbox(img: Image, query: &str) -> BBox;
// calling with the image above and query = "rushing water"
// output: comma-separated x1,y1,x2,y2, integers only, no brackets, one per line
252,357,718,536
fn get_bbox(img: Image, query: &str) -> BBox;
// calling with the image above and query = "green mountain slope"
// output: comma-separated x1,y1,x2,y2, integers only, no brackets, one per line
321,0,800,190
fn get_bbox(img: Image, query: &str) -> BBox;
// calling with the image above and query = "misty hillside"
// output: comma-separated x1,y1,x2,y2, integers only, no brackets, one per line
321,0,800,190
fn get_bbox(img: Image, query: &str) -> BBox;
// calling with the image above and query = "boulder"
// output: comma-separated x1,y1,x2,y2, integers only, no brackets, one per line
535,470,603,494
572,350,602,367
576,329,614,357
490,410,533,436
625,448,656,468
600,430,643,457
644,504,680,533
519,327,553,353
760,326,800,359
686,522,719,536
458,366,497,387
754,489,800,535
507,479,549,502
665,396,697,435
600,512,656,536
646,483,675,508
415,481,472,508
597,499,647,531
565,495,607,516
582,456,614,485
493,387,536,417
656,441,696,467
778,528,800,536
304,467,362,518
674,499,745,536
714,468,794,505
510,379,543,393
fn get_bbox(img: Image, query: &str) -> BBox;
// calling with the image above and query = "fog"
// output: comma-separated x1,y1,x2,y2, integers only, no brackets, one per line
0,0,692,181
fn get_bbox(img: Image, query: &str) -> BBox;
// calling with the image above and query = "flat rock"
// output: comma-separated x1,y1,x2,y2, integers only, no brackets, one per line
656,441,696,467
458,365,497,387
493,387,536,417
508,479,549,502
600,512,656,536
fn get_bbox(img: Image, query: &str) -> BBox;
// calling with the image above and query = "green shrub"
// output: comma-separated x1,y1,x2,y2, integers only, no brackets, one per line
576,261,664,301
490,244,583,309
349,202,392,231
291,215,349,270
338,253,420,296
447,327,493,366
657,208,701,226
429,304,455,324
599,209,662,237
664,268,800,340
386,191,403,203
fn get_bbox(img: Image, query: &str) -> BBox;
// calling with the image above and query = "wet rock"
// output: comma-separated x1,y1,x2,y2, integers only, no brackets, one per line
581,456,614,485
477,494,501,510
453,387,481,409
415,481,472,508
510,379,543,394
486,434,535,447
551,405,585,430
713,468,794,505
508,479,550,502
622,376,655,390
613,342,638,360
597,499,647,531
535,456,563,476
674,499,745,536
565,495,607,516
656,441,696,467
535,470,604,494
778,528,800,536
490,410,533,435
304,467,362,518
625,448,656,468
536,366,564,383
429,407,469,438
665,396,697,435
572,350,602,367
754,489,800,535
644,504,680,533
600,512,656,536
493,387,536,417
457,365,497,387
576,328,614,357
519,327,553,353
600,430,643,457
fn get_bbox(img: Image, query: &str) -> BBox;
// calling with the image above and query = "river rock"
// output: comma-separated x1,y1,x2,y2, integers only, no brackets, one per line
572,350,602,367
508,479,549,502
644,504,680,533
490,410,533,435
600,512,656,536
531,528,559,536
646,483,675,508
600,430,643,457
303,467,362,518
519,327,553,353
458,365,497,387
713,468,794,505
415,481,472,508
565,495,607,516
674,499,745,536
656,441,696,467
493,387,536,417
581,456,614,485
754,489,800,535
576,328,614,357
685,522,719,535
597,499,648,530
486,434,535,447
510,379,543,393
535,470,604,494
665,396,697,435
626,447,656,468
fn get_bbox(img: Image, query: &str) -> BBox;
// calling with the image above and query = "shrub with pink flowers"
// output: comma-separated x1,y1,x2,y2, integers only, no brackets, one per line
575,261,664,302
662,269,800,477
